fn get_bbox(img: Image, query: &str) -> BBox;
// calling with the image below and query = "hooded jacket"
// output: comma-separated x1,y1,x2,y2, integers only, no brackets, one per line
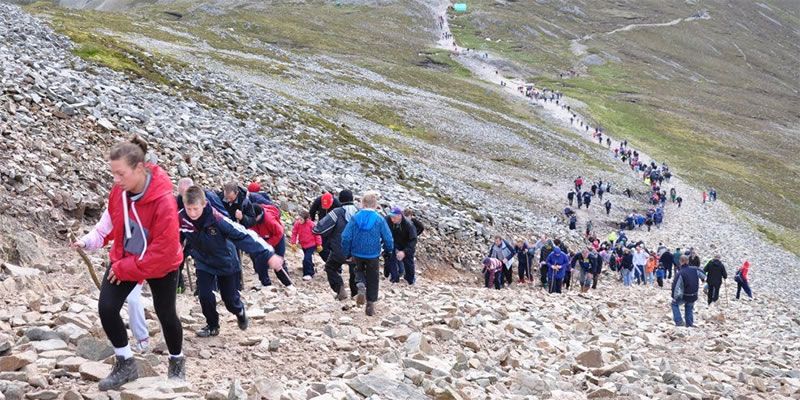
341,209,393,259
107,164,182,282
738,261,750,281
313,203,358,263
546,247,569,281
703,259,728,285
179,204,275,276
291,219,322,249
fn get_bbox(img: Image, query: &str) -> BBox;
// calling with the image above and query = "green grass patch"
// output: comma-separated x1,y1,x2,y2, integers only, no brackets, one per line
327,99,439,143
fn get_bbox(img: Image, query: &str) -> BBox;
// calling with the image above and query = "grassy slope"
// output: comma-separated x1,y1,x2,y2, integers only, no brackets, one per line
448,0,800,253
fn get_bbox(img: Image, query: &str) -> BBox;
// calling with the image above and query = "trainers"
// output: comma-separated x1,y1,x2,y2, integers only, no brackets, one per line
133,338,150,353
98,356,138,391
336,286,348,301
302,275,312,281
196,325,219,337
356,285,366,306
285,285,298,296
167,355,186,380
237,308,249,331
365,301,375,316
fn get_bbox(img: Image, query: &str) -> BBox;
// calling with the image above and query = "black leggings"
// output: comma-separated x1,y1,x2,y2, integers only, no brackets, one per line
98,268,183,355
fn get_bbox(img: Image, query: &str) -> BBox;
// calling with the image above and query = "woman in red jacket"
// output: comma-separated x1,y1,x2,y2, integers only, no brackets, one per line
95,136,184,391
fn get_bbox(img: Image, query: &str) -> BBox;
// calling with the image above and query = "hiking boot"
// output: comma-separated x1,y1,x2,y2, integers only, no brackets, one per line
365,301,376,316
98,356,138,391
167,355,186,380
336,286,348,301
237,308,249,331
356,285,366,306
196,325,219,337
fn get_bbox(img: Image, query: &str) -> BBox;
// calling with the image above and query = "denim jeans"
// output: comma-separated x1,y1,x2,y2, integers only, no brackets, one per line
302,247,316,277
736,280,752,299
671,300,694,327
623,269,633,286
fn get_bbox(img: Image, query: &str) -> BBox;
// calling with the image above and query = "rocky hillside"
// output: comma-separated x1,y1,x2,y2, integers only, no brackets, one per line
1,1,800,400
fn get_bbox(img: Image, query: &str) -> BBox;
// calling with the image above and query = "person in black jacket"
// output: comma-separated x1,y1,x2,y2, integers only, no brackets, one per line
671,255,705,327
403,209,424,237
621,248,634,286
309,191,341,222
703,255,727,305
181,187,283,337
659,248,674,282
219,182,261,228
313,190,359,301
384,207,418,285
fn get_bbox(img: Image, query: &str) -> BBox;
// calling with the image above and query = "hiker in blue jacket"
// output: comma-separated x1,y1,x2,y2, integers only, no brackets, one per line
341,191,394,316
671,255,706,327
546,246,569,294
180,186,284,337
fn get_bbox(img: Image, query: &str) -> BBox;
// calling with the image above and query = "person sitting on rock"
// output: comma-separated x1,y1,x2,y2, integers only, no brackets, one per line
180,186,284,337
72,208,150,353
290,210,322,281
341,191,394,316
482,257,503,290
546,246,569,294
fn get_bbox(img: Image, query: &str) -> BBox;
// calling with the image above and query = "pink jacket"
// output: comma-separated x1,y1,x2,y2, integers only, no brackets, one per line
81,209,113,252
291,220,322,249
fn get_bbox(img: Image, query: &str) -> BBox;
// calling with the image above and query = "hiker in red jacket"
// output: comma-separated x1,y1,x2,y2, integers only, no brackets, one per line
291,210,323,281
93,136,185,391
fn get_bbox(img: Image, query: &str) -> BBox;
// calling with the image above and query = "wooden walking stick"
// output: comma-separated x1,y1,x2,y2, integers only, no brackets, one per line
68,231,101,290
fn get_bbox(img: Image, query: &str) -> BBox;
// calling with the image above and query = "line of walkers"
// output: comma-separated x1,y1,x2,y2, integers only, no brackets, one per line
73,136,427,392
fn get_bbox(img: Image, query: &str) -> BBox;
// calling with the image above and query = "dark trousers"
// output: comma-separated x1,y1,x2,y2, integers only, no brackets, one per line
354,257,380,302
196,270,243,329
549,279,562,294
657,276,664,287
736,280,752,299
518,260,530,280
302,247,316,277
384,250,416,284
707,282,721,304
502,265,513,286
324,258,359,296
484,271,501,289
592,272,599,289
254,236,292,286
563,271,571,290
98,268,182,355
539,263,548,287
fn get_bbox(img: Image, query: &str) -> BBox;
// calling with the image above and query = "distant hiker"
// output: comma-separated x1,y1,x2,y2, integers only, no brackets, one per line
589,247,603,289
585,220,593,237
669,188,677,203
384,207,418,285
572,249,593,293
568,214,577,230
659,248,674,282
574,176,583,191
310,191,341,222
482,258,503,290
624,188,632,198
180,186,283,338
606,137,611,148
591,183,598,196
621,248,634,287
633,246,648,285
604,200,612,215
290,210,322,281
567,189,576,206
582,191,593,209
514,240,532,283
576,191,584,209
702,191,708,204
645,253,657,286
341,191,394,316
73,209,150,353
671,255,705,327
546,246,569,293
313,189,360,301
536,236,554,287
94,136,184,390
676,196,683,207
703,255,727,305
734,260,753,300
488,235,516,287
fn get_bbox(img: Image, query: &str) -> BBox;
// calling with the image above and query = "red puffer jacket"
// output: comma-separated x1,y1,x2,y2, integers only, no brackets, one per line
107,164,182,282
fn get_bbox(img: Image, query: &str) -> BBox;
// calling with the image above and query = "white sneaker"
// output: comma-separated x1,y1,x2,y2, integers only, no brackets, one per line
285,285,298,296
133,338,150,353
302,275,312,281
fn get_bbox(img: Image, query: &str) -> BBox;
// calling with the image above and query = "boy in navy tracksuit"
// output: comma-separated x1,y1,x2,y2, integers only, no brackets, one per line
180,186,284,337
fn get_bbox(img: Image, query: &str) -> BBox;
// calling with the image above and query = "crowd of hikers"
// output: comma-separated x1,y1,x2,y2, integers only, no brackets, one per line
71,68,750,391
72,136,427,391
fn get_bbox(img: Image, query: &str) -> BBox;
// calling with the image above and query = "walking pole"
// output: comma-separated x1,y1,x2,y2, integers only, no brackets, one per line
68,231,101,290
185,257,194,292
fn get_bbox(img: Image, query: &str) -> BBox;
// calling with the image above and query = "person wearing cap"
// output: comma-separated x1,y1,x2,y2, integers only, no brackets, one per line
246,181,272,205
313,189,360,300
384,206,418,284
309,191,341,222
